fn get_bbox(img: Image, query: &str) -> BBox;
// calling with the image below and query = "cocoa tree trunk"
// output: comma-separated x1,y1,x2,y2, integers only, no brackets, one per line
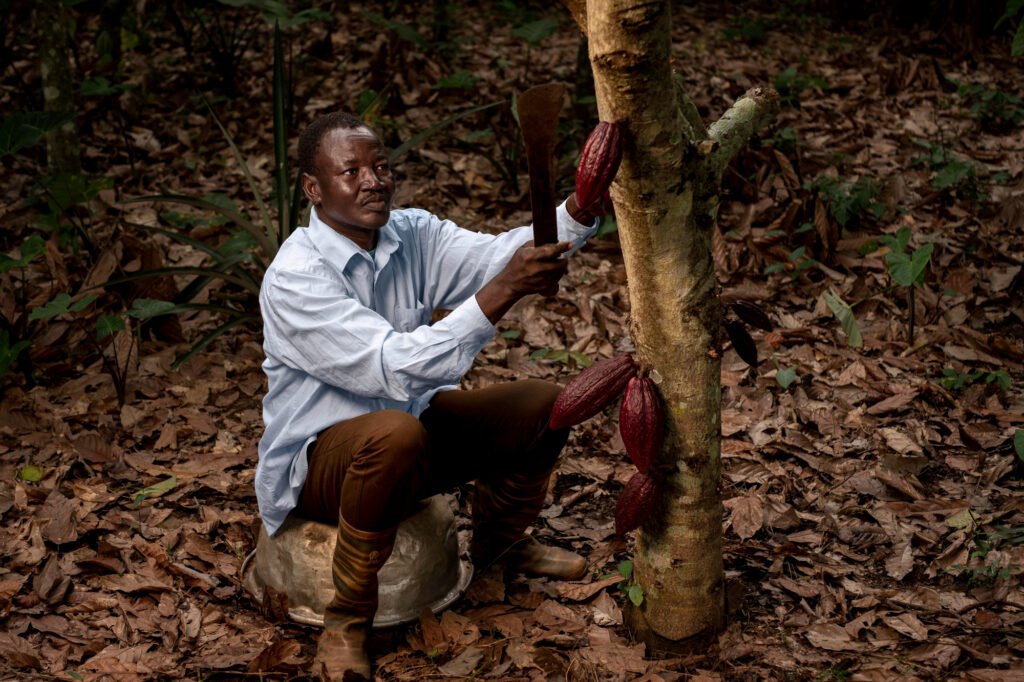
572,0,778,652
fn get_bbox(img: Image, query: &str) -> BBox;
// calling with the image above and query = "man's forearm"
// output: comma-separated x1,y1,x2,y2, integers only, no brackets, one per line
475,278,520,325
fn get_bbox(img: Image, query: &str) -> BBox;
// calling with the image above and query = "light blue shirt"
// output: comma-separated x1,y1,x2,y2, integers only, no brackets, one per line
256,201,597,535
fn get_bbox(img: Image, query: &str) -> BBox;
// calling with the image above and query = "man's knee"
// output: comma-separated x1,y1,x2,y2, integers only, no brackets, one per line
357,410,428,472
516,379,561,419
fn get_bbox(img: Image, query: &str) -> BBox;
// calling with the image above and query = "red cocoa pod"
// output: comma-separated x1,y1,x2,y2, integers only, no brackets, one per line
725,320,759,368
731,299,774,331
549,353,637,430
575,121,623,212
615,471,659,536
619,375,663,475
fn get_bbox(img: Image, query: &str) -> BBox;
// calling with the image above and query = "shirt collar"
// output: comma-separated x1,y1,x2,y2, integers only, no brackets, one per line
307,207,401,271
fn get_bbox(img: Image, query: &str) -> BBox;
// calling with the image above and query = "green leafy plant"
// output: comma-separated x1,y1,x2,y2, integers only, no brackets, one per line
956,81,1024,133
29,292,140,405
775,365,798,389
817,668,851,682
823,289,863,348
809,175,885,231
879,226,933,343
996,0,1024,57
596,559,644,605
0,113,115,384
170,0,327,96
765,245,818,279
117,20,306,368
0,112,74,157
911,140,986,201
360,9,428,47
1015,429,1023,462
530,347,593,369
511,17,559,46
133,475,177,506
603,559,644,607
774,65,826,108
0,235,47,382
433,69,481,91
723,16,767,44
764,126,801,154
510,16,559,83
955,525,1024,585
939,367,1012,392
31,172,112,256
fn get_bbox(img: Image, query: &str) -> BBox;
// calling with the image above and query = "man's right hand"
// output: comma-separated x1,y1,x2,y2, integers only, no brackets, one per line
476,241,571,324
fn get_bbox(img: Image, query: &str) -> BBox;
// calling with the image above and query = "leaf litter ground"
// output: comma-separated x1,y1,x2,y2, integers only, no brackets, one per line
0,3,1022,681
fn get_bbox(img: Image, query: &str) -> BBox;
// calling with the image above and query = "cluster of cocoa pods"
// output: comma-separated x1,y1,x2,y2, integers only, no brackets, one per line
724,299,774,368
549,353,665,536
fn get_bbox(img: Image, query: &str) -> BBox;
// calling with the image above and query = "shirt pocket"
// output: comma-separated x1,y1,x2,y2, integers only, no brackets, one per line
391,303,429,332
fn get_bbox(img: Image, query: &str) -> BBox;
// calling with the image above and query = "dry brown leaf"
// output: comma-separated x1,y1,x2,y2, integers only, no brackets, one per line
883,612,929,641
436,645,485,677
120,403,146,430
36,491,78,545
490,613,525,638
554,574,623,601
805,623,863,651
578,625,648,675
775,577,820,598
0,632,41,670
879,428,924,455
463,565,505,604
246,638,301,672
505,639,538,670
725,495,764,539
73,433,117,463
440,610,480,647
33,553,71,606
591,589,622,626
906,641,961,668
867,390,920,415
885,540,915,581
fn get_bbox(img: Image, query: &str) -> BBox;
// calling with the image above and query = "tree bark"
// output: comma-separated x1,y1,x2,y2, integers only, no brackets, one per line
38,0,81,176
582,0,777,652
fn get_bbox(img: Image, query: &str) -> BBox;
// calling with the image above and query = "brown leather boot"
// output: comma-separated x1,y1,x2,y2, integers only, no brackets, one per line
471,472,587,581
313,515,396,682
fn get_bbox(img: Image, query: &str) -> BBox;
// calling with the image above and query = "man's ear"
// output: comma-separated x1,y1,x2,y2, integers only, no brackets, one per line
301,172,320,205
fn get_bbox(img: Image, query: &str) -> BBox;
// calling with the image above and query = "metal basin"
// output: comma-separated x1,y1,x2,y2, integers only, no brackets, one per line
242,494,472,628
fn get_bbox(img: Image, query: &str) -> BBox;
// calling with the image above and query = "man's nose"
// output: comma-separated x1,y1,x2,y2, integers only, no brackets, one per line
361,168,385,188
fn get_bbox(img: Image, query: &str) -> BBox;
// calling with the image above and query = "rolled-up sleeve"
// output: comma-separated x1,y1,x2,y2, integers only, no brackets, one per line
418,200,599,310
261,269,495,401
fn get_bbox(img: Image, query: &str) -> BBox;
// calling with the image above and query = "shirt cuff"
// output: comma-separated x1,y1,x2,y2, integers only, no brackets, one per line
556,199,599,254
438,294,496,355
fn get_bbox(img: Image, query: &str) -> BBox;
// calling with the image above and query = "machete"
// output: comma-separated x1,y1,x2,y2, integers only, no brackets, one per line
517,82,566,246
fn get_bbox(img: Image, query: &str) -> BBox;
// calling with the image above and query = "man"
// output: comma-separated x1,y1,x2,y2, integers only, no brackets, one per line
257,111,604,681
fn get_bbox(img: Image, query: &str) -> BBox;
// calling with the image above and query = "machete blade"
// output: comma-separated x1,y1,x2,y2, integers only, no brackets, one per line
517,82,566,246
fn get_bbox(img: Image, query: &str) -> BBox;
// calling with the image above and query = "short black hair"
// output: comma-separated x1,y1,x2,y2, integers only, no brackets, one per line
298,112,374,177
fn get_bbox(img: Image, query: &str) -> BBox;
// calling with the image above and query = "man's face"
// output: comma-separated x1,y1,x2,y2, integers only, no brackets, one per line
302,126,395,249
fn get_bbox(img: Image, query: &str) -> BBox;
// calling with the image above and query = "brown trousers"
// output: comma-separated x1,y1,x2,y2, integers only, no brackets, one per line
296,379,568,532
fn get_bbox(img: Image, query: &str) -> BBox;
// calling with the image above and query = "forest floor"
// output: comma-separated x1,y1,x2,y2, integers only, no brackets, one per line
1,2,1023,681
